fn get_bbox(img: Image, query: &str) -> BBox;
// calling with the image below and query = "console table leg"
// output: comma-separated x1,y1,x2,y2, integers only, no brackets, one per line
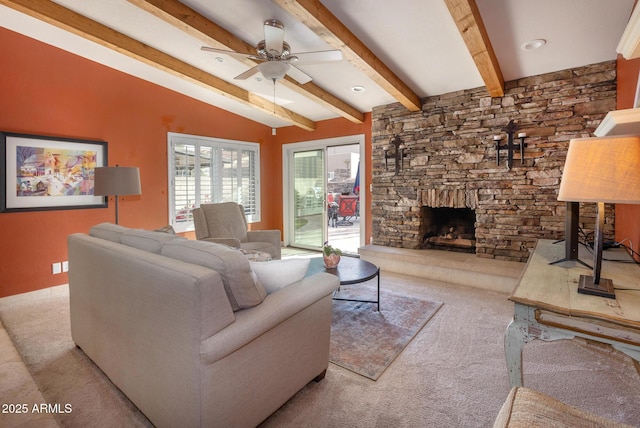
612,345,640,364
505,316,528,387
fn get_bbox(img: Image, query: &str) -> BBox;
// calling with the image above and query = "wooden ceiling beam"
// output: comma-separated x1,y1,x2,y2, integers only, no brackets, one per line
443,0,504,97
0,0,316,130
127,0,364,124
273,0,422,112
126,0,256,56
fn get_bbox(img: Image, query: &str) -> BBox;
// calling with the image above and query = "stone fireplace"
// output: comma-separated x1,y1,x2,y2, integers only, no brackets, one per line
371,60,617,262
420,188,478,253
422,207,476,253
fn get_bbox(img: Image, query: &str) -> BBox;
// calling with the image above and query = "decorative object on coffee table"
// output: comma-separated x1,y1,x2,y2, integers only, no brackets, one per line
323,241,342,268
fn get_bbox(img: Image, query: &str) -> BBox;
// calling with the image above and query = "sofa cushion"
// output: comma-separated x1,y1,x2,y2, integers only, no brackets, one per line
250,258,310,294
161,239,266,311
121,229,182,254
89,222,130,243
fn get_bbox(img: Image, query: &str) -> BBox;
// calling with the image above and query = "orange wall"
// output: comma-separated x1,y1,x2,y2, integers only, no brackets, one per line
0,27,372,298
276,115,373,244
616,55,640,261
0,28,279,297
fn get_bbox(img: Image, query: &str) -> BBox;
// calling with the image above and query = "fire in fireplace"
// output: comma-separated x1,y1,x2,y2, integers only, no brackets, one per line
422,207,476,253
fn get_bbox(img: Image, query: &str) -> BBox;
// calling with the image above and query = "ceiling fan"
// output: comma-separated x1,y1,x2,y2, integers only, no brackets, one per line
202,19,342,85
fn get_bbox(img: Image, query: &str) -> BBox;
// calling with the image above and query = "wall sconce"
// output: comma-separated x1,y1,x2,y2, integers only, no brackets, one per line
384,134,409,174
493,120,527,170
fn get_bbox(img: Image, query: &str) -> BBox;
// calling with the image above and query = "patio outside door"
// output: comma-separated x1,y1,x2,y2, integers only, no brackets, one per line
291,149,325,250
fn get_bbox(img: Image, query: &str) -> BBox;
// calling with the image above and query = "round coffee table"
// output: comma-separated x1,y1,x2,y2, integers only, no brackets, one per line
307,256,380,310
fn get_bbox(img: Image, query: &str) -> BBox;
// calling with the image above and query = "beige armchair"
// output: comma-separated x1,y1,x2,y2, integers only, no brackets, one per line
192,202,281,259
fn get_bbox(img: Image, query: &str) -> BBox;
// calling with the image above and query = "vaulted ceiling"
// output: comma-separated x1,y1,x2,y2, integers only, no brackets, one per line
0,0,635,130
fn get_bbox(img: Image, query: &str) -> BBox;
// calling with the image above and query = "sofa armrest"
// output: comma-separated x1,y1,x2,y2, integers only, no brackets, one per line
246,230,281,259
246,229,281,243
201,237,241,248
201,272,339,364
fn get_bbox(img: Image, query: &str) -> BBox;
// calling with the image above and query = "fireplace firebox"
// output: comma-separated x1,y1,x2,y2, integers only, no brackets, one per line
422,207,476,253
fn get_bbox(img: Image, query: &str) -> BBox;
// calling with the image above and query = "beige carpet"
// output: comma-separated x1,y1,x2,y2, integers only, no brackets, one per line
330,287,442,380
0,286,151,428
1,273,639,427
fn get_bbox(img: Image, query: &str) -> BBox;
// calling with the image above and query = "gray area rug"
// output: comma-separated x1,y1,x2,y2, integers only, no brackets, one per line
330,289,442,380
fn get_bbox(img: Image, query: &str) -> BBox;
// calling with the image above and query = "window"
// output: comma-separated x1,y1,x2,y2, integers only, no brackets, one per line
168,133,260,232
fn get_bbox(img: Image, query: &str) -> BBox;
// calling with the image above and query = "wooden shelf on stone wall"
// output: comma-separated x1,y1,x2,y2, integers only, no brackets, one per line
594,108,640,136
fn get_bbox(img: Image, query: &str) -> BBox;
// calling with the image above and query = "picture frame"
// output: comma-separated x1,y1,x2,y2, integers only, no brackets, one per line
1,131,108,213
634,70,640,108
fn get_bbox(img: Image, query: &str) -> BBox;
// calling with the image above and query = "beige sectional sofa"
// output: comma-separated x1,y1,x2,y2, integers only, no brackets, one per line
68,223,339,428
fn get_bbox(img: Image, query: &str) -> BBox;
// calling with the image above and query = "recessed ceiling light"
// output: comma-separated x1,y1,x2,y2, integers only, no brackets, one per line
521,39,547,51
215,56,224,63
351,85,366,93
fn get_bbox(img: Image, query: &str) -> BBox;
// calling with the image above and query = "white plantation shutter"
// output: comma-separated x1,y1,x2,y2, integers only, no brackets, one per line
168,133,260,232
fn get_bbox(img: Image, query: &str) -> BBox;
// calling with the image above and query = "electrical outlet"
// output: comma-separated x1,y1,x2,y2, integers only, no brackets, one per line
62,261,69,273
52,262,62,275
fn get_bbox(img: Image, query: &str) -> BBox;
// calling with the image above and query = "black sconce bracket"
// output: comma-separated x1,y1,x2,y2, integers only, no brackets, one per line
494,120,527,170
384,134,409,174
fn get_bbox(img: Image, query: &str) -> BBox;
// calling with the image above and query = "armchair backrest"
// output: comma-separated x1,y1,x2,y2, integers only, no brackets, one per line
193,202,248,242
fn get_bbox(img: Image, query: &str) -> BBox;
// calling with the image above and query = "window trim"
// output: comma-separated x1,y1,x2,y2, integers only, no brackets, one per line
167,132,260,233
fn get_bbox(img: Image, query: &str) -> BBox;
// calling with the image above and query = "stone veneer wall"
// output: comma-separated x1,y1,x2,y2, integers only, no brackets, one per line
371,61,617,262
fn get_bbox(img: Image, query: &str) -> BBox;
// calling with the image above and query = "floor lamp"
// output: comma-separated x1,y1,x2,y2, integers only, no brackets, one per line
94,166,141,225
557,135,640,299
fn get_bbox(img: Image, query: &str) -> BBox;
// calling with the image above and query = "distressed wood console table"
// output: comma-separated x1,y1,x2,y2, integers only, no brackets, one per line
505,239,640,387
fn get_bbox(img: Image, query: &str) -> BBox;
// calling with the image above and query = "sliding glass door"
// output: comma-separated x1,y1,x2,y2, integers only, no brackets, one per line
283,135,365,254
291,149,326,249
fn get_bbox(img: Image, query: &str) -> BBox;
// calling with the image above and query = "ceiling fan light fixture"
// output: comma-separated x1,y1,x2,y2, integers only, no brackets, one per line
258,61,290,81
521,39,547,51
256,40,267,58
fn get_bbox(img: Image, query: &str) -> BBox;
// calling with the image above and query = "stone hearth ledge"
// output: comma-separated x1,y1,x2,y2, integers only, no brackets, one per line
359,245,525,294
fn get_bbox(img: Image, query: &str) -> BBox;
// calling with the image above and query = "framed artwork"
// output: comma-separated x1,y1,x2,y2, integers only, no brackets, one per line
1,132,108,213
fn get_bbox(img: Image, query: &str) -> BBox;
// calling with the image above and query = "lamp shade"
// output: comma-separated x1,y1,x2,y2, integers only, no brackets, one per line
94,166,141,196
558,135,640,204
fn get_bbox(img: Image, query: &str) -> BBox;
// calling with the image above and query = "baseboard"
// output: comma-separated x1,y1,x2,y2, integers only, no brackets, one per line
358,245,524,294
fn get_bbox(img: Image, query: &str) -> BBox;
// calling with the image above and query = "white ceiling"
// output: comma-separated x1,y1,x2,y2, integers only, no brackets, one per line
0,0,635,129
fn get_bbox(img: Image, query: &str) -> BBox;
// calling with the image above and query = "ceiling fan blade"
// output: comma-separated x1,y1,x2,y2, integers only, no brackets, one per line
201,46,250,60
234,66,260,80
264,19,285,56
292,49,343,64
286,65,312,84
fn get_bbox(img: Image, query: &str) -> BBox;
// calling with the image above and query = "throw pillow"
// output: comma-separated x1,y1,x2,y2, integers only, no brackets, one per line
250,258,310,294
154,225,176,234
161,239,266,311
